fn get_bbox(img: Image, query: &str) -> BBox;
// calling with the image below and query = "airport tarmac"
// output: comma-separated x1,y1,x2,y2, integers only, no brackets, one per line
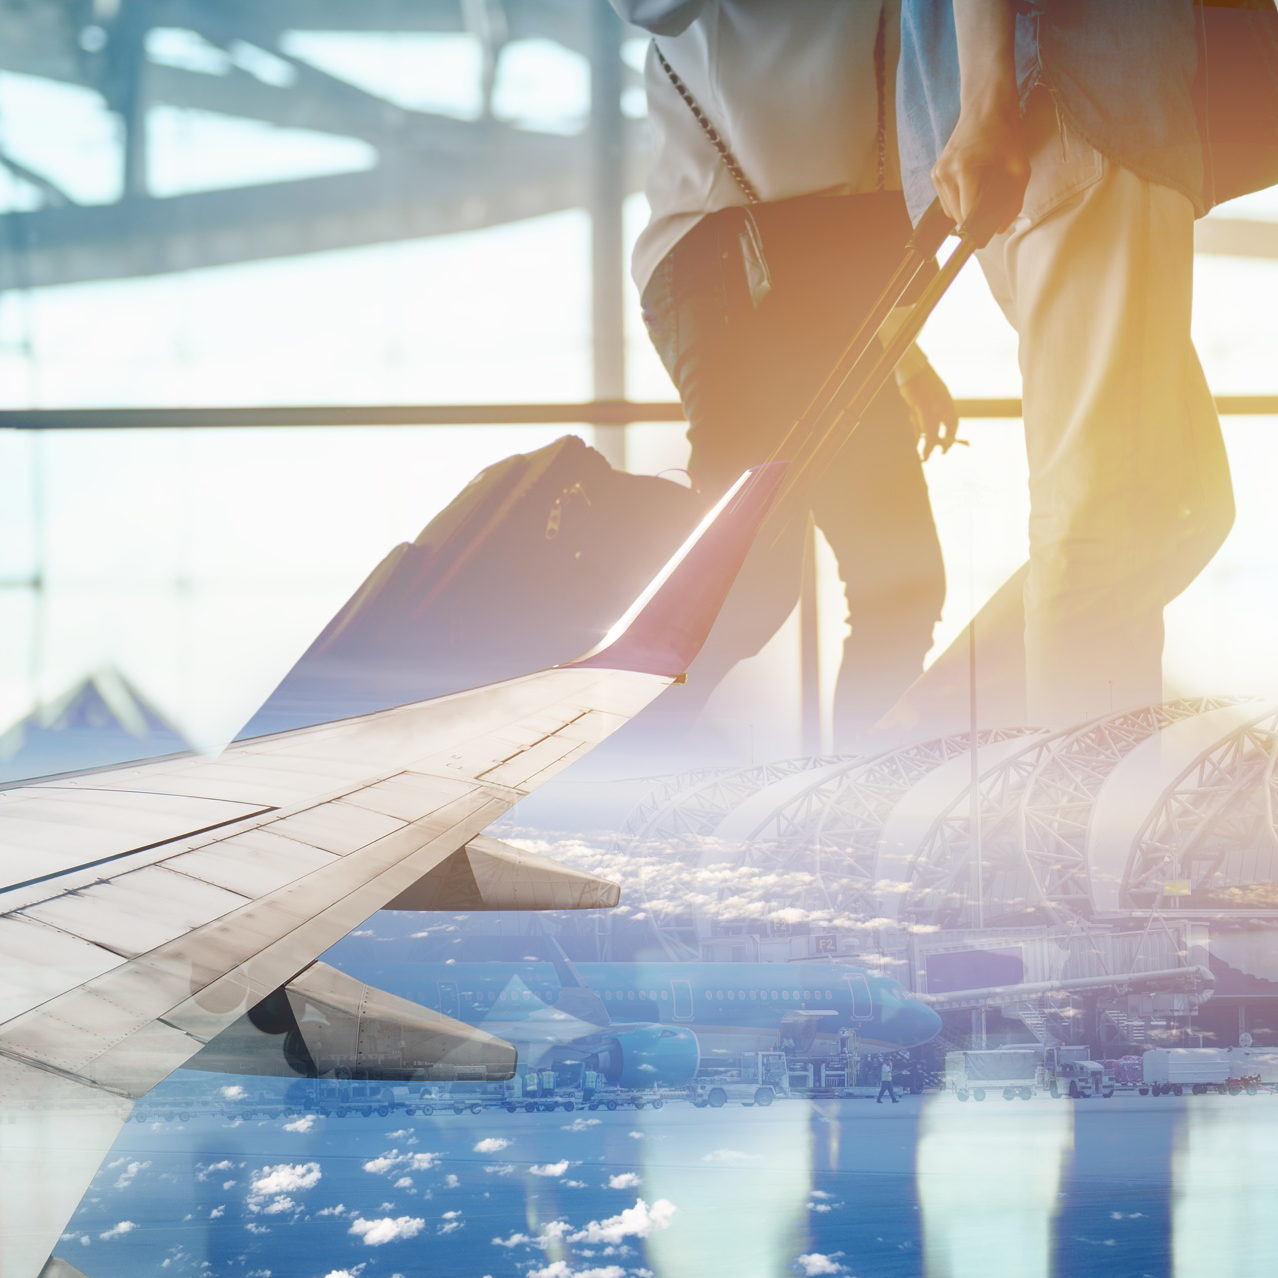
55,1089,1278,1277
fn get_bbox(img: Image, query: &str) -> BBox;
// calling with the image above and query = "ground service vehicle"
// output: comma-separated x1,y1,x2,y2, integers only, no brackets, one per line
690,1051,789,1108
1099,1057,1144,1091
945,1049,1040,1101
1140,1048,1232,1096
1040,1048,1111,1099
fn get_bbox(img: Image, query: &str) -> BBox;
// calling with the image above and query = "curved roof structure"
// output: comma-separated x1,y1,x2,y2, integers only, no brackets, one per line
623,698,1278,931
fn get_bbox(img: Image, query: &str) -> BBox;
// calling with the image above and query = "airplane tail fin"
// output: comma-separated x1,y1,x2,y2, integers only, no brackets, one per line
567,462,786,679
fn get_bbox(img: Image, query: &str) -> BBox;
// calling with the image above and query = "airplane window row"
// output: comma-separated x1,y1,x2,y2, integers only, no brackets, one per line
700,989,836,1001
457,986,844,1005
459,990,551,1003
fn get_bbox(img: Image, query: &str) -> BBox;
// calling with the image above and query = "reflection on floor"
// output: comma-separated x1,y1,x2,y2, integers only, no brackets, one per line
51,1086,1278,1277
917,1093,1073,1278
1174,1095,1278,1278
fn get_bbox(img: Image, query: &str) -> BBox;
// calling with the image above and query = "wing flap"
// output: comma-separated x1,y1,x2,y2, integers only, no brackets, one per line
384,834,619,911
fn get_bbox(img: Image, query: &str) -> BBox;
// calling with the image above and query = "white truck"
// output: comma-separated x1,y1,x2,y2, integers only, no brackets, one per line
1040,1047,1112,1099
690,1051,790,1108
1139,1046,1278,1096
945,1049,1041,1101
946,1047,1113,1100
1140,1048,1232,1096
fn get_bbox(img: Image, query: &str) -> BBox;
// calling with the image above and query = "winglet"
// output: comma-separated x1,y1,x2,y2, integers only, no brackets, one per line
567,462,786,678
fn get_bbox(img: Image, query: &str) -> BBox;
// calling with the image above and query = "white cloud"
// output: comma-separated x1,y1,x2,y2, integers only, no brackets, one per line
607,1173,641,1190
795,1254,847,1276
249,1163,322,1197
473,1137,511,1153
363,1149,440,1176
283,1114,319,1133
501,833,943,936
114,1160,150,1189
246,1162,322,1216
322,1268,365,1278
99,1221,137,1240
220,1085,246,1100
529,1161,572,1177
702,1149,763,1166
316,1204,348,1217
348,1216,426,1246
443,1174,461,1189
562,1118,602,1132
529,1265,626,1278
209,1205,225,1220
571,1199,677,1245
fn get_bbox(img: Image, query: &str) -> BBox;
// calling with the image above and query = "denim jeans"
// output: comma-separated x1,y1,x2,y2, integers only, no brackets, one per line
640,193,946,744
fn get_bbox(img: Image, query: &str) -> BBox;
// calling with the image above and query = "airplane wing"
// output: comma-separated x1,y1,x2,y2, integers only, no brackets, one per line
0,463,784,1278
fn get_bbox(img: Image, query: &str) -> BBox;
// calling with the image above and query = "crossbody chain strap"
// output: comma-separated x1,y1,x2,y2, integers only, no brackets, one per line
653,42,761,205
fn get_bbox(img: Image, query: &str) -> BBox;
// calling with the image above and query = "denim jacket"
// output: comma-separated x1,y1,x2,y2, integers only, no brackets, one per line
897,0,1207,223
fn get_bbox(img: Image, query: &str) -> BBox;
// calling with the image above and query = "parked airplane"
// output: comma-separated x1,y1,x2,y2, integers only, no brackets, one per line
337,954,943,1088
0,464,783,1278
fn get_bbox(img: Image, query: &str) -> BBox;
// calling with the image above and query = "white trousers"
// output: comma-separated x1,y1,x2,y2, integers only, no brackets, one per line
976,100,1234,727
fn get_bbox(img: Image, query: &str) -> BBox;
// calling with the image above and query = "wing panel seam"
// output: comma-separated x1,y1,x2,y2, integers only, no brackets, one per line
0,807,278,898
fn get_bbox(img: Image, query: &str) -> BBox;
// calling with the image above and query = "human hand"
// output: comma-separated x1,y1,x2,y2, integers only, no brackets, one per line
931,105,1029,247
899,364,959,461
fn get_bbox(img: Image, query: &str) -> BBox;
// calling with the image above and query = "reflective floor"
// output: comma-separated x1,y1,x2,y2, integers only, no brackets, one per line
51,1084,1278,1277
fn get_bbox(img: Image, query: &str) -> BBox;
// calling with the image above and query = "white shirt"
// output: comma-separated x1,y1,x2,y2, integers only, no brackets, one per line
615,0,902,293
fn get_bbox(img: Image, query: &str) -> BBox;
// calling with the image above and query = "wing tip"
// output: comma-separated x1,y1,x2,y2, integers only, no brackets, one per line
566,461,786,678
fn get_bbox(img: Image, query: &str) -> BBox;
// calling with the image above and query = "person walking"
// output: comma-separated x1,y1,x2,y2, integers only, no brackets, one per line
895,0,1239,728
611,0,955,752
877,1058,899,1104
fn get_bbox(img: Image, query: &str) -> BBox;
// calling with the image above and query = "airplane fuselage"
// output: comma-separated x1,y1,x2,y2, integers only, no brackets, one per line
353,959,941,1061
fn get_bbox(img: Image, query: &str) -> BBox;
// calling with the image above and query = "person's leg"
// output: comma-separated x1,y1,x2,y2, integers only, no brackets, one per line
977,109,1233,727
642,200,946,746
810,379,946,745
639,212,811,742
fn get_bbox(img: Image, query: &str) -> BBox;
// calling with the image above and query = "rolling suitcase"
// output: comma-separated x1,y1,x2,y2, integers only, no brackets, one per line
243,200,974,742
241,434,702,737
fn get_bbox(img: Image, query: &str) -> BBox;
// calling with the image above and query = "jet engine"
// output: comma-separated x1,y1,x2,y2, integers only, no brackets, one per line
587,1025,700,1088
187,962,517,1082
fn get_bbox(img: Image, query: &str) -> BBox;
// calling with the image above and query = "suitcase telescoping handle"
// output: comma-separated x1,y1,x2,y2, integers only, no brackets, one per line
769,198,986,513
